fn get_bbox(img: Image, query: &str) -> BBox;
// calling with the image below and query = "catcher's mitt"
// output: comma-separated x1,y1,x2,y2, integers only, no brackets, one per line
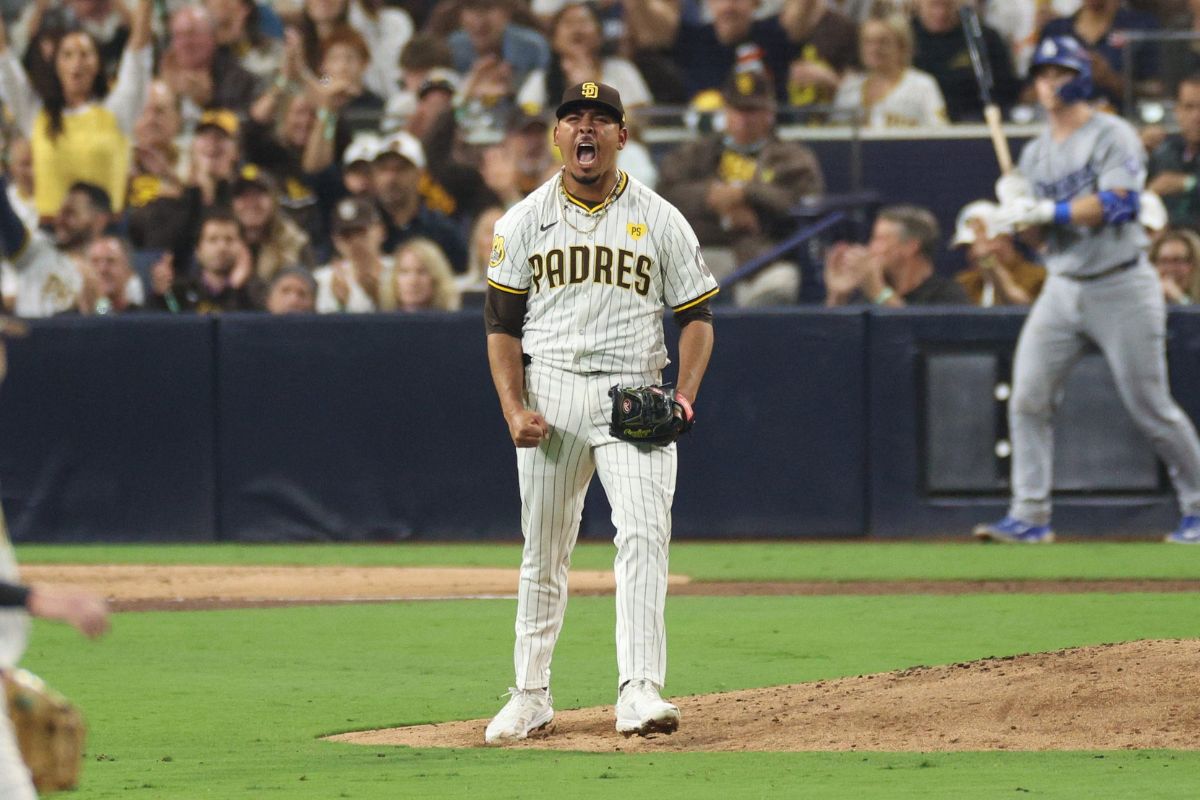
3,668,85,792
608,384,693,445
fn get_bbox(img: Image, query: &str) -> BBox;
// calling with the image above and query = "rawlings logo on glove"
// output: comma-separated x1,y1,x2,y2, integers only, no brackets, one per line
608,385,694,445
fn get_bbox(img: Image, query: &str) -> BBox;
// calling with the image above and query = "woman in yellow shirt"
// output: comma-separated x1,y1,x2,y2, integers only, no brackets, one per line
0,0,153,221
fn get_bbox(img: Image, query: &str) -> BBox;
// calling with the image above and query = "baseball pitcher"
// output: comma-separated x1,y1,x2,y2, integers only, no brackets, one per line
483,81,717,741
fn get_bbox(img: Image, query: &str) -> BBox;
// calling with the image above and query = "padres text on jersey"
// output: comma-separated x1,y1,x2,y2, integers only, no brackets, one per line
487,171,719,374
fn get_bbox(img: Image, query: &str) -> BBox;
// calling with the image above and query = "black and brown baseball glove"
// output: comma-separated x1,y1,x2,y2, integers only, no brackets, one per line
608,385,694,445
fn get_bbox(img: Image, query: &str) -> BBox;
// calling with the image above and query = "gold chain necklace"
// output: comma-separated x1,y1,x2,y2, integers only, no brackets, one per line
558,170,622,235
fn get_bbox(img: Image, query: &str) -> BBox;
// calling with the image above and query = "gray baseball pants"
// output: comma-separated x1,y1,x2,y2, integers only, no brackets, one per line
1009,264,1200,524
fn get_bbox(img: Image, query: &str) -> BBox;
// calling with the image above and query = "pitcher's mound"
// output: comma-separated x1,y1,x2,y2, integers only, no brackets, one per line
329,639,1200,752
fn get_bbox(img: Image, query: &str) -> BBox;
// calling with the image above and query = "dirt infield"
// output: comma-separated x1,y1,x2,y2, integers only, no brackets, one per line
17,565,692,611
21,565,1200,752
18,564,1200,611
331,640,1200,752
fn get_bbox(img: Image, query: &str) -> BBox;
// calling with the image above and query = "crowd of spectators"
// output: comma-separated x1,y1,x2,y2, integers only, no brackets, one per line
0,0,1195,317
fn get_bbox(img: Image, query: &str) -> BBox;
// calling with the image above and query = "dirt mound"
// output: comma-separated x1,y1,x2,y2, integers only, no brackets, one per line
329,639,1200,752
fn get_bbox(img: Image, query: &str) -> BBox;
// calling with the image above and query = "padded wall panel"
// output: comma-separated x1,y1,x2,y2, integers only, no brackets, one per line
216,314,519,541
0,317,217,541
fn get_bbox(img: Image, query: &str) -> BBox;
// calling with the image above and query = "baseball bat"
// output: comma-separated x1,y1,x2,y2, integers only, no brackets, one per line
960,5,1013,175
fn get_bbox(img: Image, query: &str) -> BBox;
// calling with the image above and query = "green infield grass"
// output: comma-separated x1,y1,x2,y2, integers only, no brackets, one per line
15,540,1200,581
18,576,1200,799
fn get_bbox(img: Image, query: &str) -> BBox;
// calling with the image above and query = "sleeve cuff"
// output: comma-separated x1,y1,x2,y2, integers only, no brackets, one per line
486,279,528,295
1053,201,1072,226
672,287,719,312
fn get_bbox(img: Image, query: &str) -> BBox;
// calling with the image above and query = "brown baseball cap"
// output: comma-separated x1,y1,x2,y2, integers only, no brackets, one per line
721,71,776,111
556,81,625,124
332,196,381,234
231,164,278,196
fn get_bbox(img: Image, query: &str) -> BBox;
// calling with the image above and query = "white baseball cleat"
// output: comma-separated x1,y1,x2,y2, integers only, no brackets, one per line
484,688,554,744
615,679,680,737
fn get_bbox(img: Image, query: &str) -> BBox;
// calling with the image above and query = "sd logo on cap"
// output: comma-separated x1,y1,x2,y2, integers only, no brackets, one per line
556,81,625,125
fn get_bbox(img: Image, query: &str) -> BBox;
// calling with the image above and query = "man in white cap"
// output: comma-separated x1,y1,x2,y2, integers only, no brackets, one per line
342,133,383,197
371,130,468,271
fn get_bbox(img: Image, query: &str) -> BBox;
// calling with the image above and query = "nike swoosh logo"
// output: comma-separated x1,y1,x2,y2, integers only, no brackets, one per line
540,221,558,231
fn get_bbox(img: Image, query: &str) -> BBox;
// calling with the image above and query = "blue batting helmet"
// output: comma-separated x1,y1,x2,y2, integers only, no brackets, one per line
1031,36,1093,103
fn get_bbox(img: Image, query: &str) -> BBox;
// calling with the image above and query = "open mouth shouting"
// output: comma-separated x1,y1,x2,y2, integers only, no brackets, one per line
574,138,599,171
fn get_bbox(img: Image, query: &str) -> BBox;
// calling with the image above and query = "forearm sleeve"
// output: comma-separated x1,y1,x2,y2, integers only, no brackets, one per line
0,581,30,608
484,284,528,337
674,298,713,328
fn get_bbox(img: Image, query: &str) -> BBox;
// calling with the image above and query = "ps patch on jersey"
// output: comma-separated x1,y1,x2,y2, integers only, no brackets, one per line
628,223,647,240
489,235,506,267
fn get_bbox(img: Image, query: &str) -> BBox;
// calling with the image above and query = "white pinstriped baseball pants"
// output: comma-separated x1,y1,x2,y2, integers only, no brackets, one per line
513,361,676,692
0,524,33,799
0,706,35,799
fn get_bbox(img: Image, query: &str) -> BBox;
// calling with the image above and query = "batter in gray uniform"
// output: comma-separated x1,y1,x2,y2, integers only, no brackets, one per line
975,36,1200,544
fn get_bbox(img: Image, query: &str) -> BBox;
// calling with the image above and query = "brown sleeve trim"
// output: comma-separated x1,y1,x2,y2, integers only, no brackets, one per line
486,278,528,295
673,298,713,328
484,283,528,337
672,286,719,312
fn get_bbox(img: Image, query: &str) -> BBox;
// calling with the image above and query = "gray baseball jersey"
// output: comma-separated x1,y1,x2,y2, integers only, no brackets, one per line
1018,111,1148,278
1001,110,1200,529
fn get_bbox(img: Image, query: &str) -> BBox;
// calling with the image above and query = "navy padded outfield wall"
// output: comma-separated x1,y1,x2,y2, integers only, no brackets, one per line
216,312,868,541
0,316,217,542
662,309,867,539
0,308,1197,542
215,314,519,541
578,309,868,540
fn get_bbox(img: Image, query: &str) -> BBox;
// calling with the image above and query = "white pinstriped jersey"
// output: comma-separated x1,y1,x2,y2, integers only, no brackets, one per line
487,170,718,374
